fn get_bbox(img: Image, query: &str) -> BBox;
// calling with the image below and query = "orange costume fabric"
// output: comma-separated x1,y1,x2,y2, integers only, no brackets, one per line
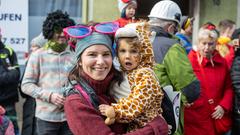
112,23,164,131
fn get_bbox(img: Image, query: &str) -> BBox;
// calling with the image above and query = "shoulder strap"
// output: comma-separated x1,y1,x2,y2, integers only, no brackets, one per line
74,84,94,108
78,78,100,109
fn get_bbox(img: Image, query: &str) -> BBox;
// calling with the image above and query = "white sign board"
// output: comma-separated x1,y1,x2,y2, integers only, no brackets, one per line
0,0,29,65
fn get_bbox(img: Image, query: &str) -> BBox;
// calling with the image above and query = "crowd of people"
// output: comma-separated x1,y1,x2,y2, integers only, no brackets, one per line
0,0,240,135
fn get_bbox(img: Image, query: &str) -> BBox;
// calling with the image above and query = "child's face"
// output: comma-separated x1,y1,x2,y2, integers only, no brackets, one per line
125,3,136,19
118,39,140,71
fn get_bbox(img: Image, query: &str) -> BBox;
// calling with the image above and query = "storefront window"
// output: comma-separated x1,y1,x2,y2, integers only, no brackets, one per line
29,0,82,17
28,0,82,47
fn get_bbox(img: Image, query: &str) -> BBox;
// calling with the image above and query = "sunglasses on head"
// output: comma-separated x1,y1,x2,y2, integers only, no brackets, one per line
63,22,119,39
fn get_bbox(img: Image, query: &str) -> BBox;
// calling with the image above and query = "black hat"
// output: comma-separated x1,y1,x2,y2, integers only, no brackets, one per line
232,28,240,39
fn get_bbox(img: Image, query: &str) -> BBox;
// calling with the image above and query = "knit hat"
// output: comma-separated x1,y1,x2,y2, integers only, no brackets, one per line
75,32,113,60
232,28,240,39
115,24,138,40
180,16,194,30
118,0,137,14
31,33,47,47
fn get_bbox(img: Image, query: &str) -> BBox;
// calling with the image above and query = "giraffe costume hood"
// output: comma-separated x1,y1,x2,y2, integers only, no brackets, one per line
115,22,155,70
111,22,164,131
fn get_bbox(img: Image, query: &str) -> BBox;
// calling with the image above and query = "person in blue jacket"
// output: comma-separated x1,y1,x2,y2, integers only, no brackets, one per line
175,16,194,54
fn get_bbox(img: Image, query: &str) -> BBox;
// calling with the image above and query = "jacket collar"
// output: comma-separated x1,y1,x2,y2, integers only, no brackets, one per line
47,48,71,55
150,26,173,38
196,50,223,67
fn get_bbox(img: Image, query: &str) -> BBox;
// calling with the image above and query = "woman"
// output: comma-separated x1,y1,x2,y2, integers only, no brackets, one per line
184,24,233,135
63,30,168,135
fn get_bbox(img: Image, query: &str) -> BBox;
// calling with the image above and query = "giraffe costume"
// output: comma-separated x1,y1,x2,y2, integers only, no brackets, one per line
110,22,164,131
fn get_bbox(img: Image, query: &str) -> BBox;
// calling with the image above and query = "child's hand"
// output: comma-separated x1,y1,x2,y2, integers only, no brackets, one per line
99,104,114,117
99,104,116,125
105,117,115,125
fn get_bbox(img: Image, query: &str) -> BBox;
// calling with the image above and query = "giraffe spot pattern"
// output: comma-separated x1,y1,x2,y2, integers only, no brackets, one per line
113,23,164,131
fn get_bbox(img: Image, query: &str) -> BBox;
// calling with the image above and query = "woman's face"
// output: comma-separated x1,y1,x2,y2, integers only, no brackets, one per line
197,38,216,58
80,45,112,81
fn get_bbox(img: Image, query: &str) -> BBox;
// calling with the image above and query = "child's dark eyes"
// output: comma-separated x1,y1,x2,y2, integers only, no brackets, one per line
119,49,126,53
130,49,138,53
118,49,138,54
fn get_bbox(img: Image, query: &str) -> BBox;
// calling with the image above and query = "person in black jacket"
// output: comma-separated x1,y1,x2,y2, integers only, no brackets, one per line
0,29,20,135
230,30,240,135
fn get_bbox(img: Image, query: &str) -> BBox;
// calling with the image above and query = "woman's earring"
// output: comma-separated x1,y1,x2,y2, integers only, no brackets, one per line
77,63,81,69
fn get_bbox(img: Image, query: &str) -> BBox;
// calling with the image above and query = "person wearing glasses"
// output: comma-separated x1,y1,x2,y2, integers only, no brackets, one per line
185,23,233,135
63,22,169,135
21,10,75,135
148,1,201,135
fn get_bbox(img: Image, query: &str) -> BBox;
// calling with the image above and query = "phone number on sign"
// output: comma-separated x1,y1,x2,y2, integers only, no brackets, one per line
2,37,26,45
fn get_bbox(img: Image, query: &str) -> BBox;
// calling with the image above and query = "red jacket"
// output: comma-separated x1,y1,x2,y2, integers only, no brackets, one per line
115,18,137,28
184,50,233,135
64,94,168,135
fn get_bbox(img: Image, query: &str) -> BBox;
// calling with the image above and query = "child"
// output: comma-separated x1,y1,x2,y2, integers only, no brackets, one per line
0,105,15,135
115,0,137,27
99,23,165,131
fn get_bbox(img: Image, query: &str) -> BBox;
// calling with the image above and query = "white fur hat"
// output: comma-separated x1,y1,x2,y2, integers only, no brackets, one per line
115,23,138,40
118,0,137,13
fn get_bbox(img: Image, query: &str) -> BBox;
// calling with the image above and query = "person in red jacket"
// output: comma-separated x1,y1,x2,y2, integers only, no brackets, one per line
217,19,236,69
184,24,234,135
115,0,137,27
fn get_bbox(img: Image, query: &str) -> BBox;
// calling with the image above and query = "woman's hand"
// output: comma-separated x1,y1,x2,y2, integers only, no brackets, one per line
212,105,225,119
